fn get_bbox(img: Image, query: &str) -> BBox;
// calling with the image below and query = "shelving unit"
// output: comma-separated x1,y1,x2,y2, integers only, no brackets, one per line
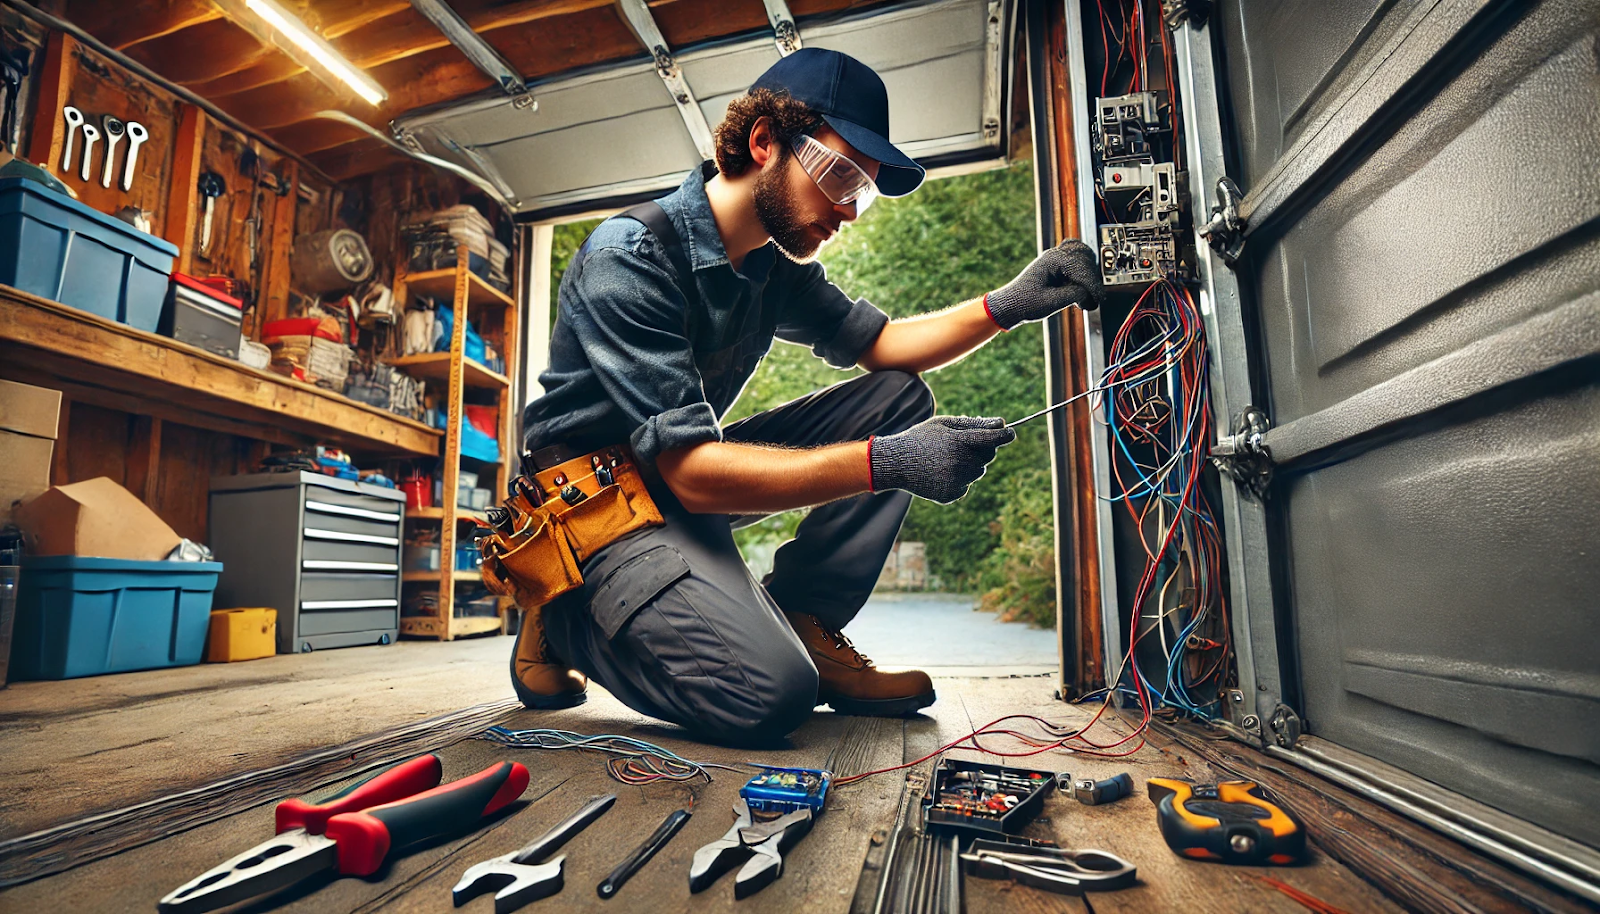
387,245,520,641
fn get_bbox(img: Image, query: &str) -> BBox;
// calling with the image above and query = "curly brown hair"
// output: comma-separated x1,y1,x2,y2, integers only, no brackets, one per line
713,88,826,177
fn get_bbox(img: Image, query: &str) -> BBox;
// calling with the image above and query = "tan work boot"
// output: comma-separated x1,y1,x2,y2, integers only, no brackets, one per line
784,611,935,716
509,604,587,710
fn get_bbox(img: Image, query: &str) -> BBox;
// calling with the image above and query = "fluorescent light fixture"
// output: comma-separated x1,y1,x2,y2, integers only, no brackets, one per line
245,0,387,106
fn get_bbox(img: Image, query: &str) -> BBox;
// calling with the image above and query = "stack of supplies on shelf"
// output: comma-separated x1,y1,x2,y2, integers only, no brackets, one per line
262,317,351,390
403,204,496,283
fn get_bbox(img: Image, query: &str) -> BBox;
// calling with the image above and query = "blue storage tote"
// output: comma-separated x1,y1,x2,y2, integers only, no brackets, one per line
10,556,222,680
0,177,179,333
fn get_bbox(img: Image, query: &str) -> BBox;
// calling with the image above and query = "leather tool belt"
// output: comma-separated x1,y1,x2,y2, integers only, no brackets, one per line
478,445,664,606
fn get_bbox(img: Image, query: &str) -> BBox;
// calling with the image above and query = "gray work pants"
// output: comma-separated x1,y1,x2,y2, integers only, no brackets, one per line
540,370,935,745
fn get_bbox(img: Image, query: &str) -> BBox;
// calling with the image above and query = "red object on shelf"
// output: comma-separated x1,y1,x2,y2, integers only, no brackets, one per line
262,317,341,342
401,474,432,511
465,404,499,438
172,272,243,310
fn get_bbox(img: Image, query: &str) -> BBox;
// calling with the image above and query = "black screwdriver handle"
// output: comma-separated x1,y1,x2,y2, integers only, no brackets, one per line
598,808,691,899
324,761,530,876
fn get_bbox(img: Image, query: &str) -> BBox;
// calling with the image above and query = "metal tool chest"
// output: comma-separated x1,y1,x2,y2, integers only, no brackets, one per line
209,472,403,653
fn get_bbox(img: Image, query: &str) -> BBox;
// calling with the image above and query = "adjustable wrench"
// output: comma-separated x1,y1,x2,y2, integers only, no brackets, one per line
100,115,125,188
122,121,148,191
78,122,100,182
60,106,83,174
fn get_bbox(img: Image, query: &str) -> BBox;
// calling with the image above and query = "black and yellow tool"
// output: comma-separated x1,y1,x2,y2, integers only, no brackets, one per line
1146,778,1307,865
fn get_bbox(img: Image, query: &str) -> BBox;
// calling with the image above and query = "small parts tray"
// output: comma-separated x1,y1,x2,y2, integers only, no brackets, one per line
924,759,1058,835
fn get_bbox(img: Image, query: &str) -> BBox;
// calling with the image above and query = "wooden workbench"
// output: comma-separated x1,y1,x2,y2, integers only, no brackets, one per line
0,283,441,457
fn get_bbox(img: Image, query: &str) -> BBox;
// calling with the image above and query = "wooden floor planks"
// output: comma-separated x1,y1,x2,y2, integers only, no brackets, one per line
0,644,1412,913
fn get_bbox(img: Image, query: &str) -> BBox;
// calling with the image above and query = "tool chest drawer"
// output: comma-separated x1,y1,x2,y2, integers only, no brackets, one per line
299,572,401,604
210,472,403,654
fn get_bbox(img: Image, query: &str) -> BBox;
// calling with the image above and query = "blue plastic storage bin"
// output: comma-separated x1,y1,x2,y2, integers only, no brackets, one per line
10,556,222,680
0,177,179,333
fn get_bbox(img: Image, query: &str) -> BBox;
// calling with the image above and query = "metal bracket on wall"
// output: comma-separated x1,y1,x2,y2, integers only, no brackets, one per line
762,0,803,55
1197,175,1246,265
1211,406,1273,499
1160,0,1211,31
1269,704,1303,748
616,0,716,161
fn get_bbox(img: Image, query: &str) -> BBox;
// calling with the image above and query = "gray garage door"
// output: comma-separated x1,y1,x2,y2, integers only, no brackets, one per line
1214,0,1599,846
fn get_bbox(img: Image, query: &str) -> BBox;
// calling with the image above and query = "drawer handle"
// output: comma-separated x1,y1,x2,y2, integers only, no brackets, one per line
301,598,400,610
303,560,399,572
306,500,402,523
305,527,400,547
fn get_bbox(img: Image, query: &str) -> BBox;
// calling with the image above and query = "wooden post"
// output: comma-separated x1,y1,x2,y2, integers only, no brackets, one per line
25,32,73,175
126,416,163,505
163,104,207,277
436,245,471,640
260,159,299,332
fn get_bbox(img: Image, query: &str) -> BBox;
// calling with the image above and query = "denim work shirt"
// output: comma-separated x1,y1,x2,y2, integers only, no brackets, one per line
524,162,889,473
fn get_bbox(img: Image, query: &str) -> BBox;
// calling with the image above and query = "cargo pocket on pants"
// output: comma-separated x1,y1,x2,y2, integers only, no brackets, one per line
590,544,691,640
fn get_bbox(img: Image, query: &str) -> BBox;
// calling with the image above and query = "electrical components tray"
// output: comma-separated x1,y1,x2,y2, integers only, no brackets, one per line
924,759,1059,835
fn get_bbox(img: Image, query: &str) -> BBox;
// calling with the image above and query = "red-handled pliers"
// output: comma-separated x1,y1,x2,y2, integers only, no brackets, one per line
158,755,529,914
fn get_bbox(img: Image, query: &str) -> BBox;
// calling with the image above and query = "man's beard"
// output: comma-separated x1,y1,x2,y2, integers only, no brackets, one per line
753,153,823,264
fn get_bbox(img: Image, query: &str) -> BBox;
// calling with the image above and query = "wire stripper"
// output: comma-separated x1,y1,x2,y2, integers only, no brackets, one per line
1146,778,1307,865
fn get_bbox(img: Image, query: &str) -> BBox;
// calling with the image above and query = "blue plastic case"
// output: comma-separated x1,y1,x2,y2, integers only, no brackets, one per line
740,767,832,815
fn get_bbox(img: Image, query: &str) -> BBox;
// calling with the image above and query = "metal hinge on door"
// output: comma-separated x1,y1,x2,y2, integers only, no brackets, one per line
1211,406,1273,499
1197,175,1246,265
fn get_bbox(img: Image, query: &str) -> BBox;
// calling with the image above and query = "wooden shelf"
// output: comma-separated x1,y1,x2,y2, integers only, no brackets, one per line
401,569,483,584
451,615,506,637
407,505,489,523
402,268,514,309
385,352,509,390
0,286,442,456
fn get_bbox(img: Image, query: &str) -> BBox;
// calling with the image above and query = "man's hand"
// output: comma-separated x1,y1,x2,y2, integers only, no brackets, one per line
869,416,1016,504
984,239,1104,330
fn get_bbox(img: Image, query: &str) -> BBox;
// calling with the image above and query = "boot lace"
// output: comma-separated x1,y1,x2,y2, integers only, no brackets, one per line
813,617,873,667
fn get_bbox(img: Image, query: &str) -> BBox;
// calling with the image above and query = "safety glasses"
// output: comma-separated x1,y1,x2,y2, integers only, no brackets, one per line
793,134,879,214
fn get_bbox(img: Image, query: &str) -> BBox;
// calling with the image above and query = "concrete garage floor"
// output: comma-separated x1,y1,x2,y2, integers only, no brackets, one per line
0,597,1397,913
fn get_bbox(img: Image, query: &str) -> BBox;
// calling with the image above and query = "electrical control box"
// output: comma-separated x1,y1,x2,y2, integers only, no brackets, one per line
1100,220,1185,287
1094,91,1164,162
741,767,831,815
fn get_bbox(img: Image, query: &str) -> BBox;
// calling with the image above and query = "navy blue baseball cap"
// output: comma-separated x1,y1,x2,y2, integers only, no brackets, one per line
751,48,926,197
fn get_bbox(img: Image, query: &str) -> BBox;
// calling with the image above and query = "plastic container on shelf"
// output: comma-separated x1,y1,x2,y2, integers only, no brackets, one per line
0,177,179,333
11,556,222,680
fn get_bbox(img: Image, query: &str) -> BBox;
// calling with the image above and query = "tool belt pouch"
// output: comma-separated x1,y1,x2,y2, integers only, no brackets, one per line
478,448,664,605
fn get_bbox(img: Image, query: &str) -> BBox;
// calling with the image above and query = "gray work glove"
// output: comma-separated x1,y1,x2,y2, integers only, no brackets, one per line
984,239,1104,329
870,416,1017,504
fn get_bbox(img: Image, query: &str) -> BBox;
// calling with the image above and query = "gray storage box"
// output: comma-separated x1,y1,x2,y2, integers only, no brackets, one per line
209,472,402,653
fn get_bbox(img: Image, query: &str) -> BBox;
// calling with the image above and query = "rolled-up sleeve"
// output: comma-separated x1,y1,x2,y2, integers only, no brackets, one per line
775,260,888,368
566,247,723,467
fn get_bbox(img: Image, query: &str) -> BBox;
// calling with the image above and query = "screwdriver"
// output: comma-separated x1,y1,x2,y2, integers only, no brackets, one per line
1006,384,1108,428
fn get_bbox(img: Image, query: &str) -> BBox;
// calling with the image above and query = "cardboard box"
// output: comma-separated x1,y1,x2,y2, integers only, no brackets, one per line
12,477,182,561
0,379,62,524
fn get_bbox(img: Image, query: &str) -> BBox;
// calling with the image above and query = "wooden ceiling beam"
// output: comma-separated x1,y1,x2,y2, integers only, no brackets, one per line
62,0,222,51
116,1,413,95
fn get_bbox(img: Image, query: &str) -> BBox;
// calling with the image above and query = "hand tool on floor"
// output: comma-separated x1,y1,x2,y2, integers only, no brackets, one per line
158,758,529,914
690,798,815,899
597,807,690,899
60,105,83,174
453,793,616,913
1147,778,1307,865
122,121,147,190
1071,772,1133,805
100,115,124,188
78,121,99,182
959,839,1137,895
197,171,225,256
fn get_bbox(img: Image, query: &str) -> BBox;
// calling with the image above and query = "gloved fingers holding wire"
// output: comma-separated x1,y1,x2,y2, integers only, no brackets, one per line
868,415,1016,505
983,239,1105,330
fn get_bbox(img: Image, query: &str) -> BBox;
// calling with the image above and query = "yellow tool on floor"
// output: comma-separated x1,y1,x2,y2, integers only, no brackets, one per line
205,608,276,662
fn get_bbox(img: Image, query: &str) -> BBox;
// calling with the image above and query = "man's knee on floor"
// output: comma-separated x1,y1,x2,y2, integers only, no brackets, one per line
691,663,819,746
